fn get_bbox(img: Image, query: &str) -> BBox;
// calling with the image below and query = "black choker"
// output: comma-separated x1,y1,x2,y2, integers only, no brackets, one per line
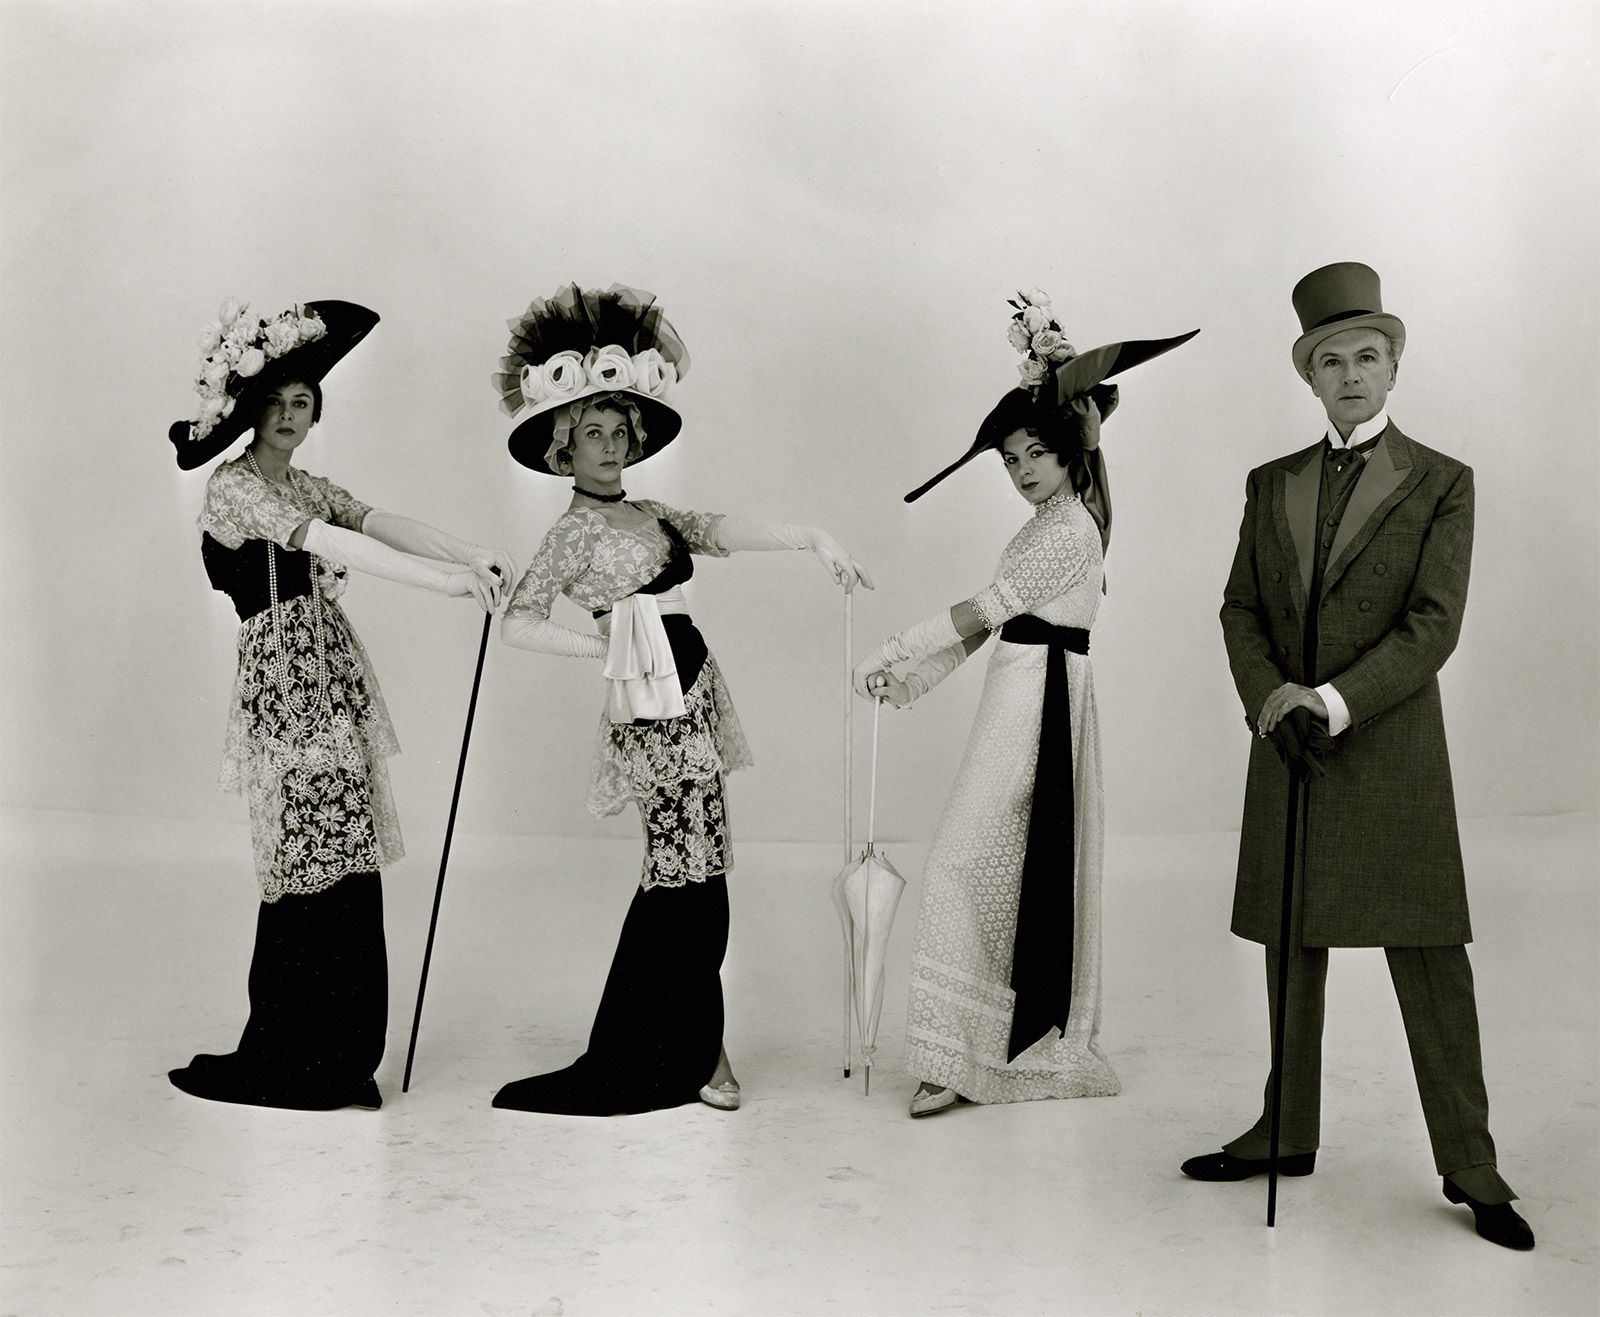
574,486,627,503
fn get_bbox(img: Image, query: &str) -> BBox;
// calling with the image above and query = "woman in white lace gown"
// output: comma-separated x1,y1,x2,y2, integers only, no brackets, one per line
856,386,1120,1114
486,284,870,1116
165,299,512,1110
857,295,1196,1116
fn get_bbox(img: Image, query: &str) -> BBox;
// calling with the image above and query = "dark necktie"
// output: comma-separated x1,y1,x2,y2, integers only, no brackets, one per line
1325,433,1380,474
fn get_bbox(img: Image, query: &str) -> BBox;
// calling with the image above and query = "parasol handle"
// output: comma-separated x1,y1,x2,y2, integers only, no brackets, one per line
867,696,881,847
844,585,854,863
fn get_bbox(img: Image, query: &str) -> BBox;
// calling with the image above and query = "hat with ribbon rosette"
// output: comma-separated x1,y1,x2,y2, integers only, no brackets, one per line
492,283,689,475
904,289,1199,502
167,299,379,470
1290,261,1405,378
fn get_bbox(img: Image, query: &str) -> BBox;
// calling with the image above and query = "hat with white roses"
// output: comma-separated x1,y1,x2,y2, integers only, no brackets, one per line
492,282,689,475
167,299,379,470
904,290,1199,502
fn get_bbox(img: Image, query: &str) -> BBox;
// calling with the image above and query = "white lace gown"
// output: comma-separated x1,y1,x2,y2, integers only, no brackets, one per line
905,487,1120,1103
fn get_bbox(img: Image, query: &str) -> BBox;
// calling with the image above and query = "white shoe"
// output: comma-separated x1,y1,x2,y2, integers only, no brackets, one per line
909,1086,959,1118
699,1080,741,1111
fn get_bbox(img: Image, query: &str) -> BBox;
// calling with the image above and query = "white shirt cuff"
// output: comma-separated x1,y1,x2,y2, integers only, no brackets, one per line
1317,682,1352,735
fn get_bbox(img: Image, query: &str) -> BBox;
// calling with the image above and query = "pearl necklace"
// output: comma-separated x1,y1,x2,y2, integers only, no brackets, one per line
244,452,331,732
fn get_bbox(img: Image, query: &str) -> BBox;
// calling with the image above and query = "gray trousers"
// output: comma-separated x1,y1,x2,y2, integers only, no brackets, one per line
1223,943,1516,1204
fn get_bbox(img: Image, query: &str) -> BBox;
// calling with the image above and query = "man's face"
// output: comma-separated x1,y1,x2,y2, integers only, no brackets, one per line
1305,327,1397,433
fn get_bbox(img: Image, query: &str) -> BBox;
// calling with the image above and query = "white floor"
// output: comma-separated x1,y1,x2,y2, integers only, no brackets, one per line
2,807,1595,1317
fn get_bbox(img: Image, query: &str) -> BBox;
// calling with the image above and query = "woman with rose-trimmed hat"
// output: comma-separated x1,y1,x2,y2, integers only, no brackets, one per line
165,298,515,1110
855,291,1196,1116
487,283,870,1116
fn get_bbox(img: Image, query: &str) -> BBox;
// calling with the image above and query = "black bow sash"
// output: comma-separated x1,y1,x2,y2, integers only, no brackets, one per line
998,614,1090,1063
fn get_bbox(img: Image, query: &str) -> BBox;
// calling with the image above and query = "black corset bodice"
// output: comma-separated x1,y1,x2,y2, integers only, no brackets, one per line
202,533,312,622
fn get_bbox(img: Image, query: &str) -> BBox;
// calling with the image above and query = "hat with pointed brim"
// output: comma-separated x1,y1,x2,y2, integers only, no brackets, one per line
1290,262,1404,377
167,300,379,470
904,328,1200,502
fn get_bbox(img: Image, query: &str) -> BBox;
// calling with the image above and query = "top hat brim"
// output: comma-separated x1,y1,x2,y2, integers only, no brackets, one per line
507,386,683,475
904,328,1200,503
167,300,379,470
1291,313,1405,377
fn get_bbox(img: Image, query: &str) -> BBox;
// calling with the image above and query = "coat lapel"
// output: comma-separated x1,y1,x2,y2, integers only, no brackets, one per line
1275,442,1322,609
1322,425,1420,596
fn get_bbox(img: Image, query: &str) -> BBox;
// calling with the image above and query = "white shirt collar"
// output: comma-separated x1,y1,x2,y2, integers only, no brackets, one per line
1325,409,1389,450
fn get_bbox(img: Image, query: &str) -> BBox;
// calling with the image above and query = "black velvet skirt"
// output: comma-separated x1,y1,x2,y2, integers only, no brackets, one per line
492,874,729,1116
168,871,388,1110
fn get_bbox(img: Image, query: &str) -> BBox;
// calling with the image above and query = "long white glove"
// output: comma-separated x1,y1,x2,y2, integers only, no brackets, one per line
900,641,970,704
301,519,500,610
852,608,963,697
713,515,873,590
363,509,518,584
500,613,608,659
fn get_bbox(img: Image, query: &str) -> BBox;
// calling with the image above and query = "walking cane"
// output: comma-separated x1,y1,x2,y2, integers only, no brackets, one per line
1266,756,1305,1226
402,572,498,1092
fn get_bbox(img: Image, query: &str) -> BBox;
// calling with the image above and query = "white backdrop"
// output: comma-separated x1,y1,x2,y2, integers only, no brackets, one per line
3,0,1596,850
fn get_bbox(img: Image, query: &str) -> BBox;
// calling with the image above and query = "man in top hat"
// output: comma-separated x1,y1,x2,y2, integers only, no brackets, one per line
1180,262,1533,1249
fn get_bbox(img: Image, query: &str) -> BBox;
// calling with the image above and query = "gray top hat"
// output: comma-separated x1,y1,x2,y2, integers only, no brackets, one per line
1291,262,1405,377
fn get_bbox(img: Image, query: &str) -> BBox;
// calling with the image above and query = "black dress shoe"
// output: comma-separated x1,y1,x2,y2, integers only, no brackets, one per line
1180,1149,1317,1181
1443,1179,1534,1250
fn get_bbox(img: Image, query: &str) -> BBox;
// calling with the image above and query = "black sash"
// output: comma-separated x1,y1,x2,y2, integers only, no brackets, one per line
201,533,311,622
998,615,1090,1062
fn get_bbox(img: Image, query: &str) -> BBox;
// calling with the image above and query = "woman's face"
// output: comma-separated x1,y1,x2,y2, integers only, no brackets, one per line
1000,427,1068,506
253,382,317,457
566,404,632,490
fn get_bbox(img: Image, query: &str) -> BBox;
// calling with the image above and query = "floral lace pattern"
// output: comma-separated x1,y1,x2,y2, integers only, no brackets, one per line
967,487,1094,632
203,458,400,901
506,500,728,620
199,457,372,548
905,489,1118,1102
222,594,403,901
508,500,752,889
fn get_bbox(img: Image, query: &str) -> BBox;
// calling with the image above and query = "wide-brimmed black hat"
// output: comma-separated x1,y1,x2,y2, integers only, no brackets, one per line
904,329,1200,502
492,283,688,475
167,300,379,470
1290,262,1404,377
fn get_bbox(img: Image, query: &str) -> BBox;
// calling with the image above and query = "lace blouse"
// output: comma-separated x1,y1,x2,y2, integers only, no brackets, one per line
199,457,372,548
506,500,729,621
967,487,1099,632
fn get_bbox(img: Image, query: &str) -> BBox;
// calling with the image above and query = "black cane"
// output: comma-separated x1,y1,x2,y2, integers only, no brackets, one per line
402,571,498,1092
1266,756,1304,1226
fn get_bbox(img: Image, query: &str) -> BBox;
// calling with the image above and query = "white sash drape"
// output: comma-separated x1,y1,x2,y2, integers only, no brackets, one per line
601,586,688,723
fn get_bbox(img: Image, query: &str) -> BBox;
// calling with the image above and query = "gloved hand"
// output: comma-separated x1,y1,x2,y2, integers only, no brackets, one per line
500,613,609,659
302,520,504,611
860,641,969,708
363,510,519,586
852,609,963,698
1266,707,1336,778
714,516,874,591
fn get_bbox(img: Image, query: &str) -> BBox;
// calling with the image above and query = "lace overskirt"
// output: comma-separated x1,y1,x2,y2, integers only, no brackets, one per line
588,652,752,889
905,638,1119,1103
220,595,404,902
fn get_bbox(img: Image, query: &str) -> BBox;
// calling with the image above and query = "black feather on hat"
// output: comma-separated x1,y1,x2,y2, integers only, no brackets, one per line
492,283,689,475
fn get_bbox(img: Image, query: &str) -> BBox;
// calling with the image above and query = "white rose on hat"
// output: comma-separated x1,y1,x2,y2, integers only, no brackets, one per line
587,344,637,390
632,348,675,397
542,350,587,400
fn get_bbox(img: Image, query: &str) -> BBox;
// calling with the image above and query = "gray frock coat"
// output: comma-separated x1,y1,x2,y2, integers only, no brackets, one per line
1220,424,1474,948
